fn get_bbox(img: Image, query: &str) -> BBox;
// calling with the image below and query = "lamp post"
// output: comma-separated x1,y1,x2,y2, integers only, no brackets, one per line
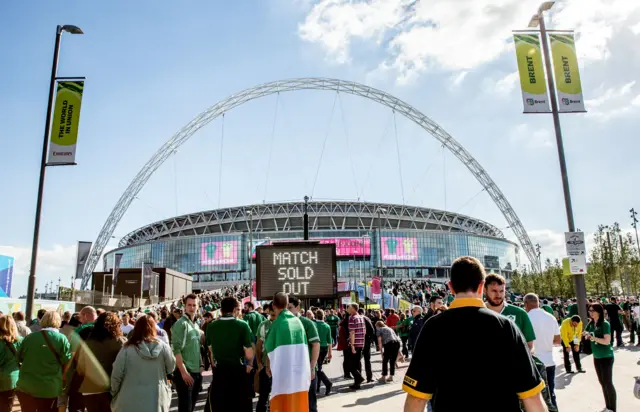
26,25,83,322
630,208,640,259
535,243,542,275
526,2,587,322
247,209,254,300
377,207,387,310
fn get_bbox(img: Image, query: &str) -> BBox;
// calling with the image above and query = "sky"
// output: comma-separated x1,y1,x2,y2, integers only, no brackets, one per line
1,0,640,297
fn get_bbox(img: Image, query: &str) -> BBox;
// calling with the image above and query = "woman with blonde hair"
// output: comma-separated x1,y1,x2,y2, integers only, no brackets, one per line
110,315,175,412
0,315,21,412
16,311,71,411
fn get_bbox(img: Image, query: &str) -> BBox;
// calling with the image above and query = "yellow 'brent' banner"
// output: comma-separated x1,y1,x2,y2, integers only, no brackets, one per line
47,81,85,165
550,34,586,113
514,34,550,113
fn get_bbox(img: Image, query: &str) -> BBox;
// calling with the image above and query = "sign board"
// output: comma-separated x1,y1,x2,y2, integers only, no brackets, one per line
341,296,351,305
565,232,586,256
256,243,337,300
568,255,587,275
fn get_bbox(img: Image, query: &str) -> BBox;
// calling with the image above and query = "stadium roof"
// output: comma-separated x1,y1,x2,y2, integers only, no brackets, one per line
119,201,505,247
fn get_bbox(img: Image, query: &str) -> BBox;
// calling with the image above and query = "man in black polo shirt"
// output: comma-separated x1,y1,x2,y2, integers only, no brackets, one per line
403,256,547,412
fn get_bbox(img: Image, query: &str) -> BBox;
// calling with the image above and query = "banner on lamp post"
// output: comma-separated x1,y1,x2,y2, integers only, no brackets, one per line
513,34,551,113
75,241,92,279
47,81,85,165
550,34,586,113
112,253,123,288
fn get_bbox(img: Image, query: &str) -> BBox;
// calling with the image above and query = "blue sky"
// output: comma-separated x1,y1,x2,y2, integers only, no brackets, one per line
1,0,639,297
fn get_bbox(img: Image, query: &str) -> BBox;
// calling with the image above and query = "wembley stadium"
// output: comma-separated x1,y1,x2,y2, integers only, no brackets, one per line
102,200,519,289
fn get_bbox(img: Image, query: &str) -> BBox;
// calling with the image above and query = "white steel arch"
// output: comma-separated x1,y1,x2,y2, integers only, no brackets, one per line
81,77,539,289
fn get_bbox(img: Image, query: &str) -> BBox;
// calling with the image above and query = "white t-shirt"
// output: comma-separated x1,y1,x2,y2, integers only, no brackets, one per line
121,324,134,335
528,308,560,367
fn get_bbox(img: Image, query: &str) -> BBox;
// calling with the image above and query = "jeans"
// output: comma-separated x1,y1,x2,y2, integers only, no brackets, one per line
174,370,203,412
16,392,57,412
362,343,372,381
382,341,400,376
316,348,332,391
400,336,409,358
308,375,318,412
256,367,272,412
348,348,364,385
0,390,16,412
83,392,112,412
611,322,624,346
545,366,557,407
594,357,616,412
331,328,338,347
561,340,582,372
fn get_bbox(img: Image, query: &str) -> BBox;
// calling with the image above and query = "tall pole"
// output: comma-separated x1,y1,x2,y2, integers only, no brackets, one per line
538,9,588,323
605,231,613,295
303,196,309,241
248,210,253,300
535,243,542,275
630,208,640,259
378,208,385,310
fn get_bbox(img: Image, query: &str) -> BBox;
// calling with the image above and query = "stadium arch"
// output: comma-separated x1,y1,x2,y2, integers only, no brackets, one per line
80,78,539,289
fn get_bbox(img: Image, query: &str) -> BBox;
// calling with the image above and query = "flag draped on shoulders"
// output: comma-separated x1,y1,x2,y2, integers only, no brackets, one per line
266,309,310,412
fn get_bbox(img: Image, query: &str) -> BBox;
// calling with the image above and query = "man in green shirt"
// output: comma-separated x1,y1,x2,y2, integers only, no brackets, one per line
171,294,203,412
325,309,340,347
243,301,263,341
541,300,555,317
205,296,254,412
256,303,276,412
288,296,320,412
566,299,579,318
485,274,536,348
314,309,334,395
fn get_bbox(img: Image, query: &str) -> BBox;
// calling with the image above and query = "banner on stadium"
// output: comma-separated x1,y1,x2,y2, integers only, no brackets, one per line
357,285,365,301
47,81,85,165
513,34,551,113
75,241,92,279
398,299,412,312
550,34,586,113
112,253,123,288
370,276,381,295
142,262,153,292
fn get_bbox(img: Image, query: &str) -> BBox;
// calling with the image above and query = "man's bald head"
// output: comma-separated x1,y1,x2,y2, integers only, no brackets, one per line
80,306,97,324
523,293,540,312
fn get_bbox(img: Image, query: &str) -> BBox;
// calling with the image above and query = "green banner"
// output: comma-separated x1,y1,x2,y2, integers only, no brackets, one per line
47,80,84,165
550,34,586,113
514,34,550,113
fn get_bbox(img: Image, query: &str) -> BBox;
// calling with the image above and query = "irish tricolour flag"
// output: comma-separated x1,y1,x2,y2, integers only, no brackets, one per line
266,309,310,412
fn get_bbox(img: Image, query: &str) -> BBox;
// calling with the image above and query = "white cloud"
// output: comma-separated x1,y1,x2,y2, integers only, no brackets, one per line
586,81,640,121
298,0,640,84
632,21,640,35
509,123,553,149
449,71,468,89
487,71,519,97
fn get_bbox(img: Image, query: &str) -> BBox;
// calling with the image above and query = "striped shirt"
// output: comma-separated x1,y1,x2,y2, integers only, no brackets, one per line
348,314,366,349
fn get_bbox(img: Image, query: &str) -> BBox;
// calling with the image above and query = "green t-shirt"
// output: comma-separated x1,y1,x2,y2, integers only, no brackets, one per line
18,330,71,398
326,314,340,330
398,317,412,338
586,321,614,359
170,316,202,373
500,304,536,343
299,315,320,367
542,305,554,316
567,303,578,318
0,338,21,391
257,319,273,360
314,320,332,348
243,311,264,340
206,315,253,367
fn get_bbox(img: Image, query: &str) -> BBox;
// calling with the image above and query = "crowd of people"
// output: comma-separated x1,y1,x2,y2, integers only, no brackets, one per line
0,265,638,412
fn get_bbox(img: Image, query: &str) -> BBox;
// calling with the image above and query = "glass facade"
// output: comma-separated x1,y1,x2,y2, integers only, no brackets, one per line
104,229,519,283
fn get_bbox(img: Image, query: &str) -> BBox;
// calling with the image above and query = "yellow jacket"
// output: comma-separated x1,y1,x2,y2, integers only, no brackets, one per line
560,318,582,347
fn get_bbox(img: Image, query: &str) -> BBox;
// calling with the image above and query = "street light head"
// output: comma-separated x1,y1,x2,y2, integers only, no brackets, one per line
62,25,84,34
528,14,540,28
539,1,555,12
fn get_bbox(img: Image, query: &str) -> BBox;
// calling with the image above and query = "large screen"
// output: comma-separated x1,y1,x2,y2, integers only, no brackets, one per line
201,241,239,265
381,237,418,261
251,237,370,259
256,243,337,300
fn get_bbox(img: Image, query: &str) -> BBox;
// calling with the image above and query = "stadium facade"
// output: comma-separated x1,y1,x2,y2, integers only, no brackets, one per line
102,201,519,289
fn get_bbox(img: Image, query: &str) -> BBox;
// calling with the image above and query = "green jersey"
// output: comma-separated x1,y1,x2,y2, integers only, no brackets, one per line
170,316,202,373
0,337,21,391
585,321,614,359
298,315,320,368
326,314,340,330
500,304,536,343
17,330,71,398
206,315,253,367
243,311,264,340
257,318,273,361
542,305,554,316
567,303,578,318
314,320,332,348
398,317,412,338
